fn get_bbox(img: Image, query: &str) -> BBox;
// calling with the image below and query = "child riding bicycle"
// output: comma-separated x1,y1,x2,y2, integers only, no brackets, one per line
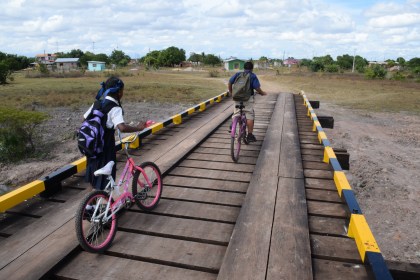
83,76,148,190
228,61,267,143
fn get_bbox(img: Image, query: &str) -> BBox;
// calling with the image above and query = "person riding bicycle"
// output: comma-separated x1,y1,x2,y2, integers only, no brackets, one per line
228,61,267,142
83,76,147,190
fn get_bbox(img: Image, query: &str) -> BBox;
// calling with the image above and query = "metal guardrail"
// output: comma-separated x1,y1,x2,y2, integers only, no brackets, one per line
0,92,229,213
300,90,393,280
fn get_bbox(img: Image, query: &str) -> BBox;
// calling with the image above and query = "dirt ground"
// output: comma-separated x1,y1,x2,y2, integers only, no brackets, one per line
1,79,419,265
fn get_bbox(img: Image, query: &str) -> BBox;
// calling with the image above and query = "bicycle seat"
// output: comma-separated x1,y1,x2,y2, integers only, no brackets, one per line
235,104,245,109
94,161,115,176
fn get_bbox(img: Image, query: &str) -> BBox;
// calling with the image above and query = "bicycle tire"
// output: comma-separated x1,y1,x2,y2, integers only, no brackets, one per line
231,117,241,162
75,190,117,253
132,161,163,211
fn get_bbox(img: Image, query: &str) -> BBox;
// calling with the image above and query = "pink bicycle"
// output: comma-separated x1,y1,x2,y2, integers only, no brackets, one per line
75,132,163,253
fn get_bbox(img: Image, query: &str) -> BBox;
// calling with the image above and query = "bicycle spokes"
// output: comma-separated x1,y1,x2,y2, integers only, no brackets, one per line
132,162,162,211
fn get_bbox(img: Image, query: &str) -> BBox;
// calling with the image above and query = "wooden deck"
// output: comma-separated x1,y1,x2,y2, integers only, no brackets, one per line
0,93,414,279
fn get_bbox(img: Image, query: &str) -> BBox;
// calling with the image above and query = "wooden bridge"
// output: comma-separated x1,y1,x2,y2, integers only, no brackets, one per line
0,92,418,279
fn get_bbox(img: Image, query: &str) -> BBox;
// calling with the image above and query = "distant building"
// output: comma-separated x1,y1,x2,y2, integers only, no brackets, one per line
283,57,300,67
36,53,57,64
55,58,79,71
87,61,106,71
224,57,245,71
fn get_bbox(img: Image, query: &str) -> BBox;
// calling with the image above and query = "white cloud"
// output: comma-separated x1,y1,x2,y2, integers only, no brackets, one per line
368,13,420,28
0,0,418,60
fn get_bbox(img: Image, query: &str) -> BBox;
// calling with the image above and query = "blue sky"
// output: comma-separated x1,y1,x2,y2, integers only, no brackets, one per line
0,0,419,61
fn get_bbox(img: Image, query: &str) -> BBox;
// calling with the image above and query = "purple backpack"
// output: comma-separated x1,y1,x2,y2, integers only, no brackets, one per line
77,101,117,158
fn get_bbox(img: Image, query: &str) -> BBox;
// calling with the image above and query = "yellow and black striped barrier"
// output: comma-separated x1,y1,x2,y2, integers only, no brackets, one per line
0,91,229,213
300,90,393,280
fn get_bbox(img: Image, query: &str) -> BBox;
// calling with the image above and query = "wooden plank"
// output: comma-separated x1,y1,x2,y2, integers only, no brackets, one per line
218,93,287,280
304,170,334,180
303,161,331,170
305,178,337,191
309,215,348,236
310,234,362,263
162,185,245,207
301,149,323,156
278,94,304,179
151,199,240,223
0,213,36,237
306,188,343,203
55,251,217,280
194,147,260,158
0,217,80,280
187,153,258,165
164,176,248,193
200,142,262,151
312,258,371,280
178,159,255,173
307,201,348,218
267,177,313,280
119,211,234,244
169,167,252,183
302,154,324,162
109,231,226,273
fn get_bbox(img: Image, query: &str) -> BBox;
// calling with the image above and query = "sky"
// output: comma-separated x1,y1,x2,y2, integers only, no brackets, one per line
0,0,419,61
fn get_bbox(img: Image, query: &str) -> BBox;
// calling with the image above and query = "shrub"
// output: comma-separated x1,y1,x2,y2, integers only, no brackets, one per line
0,108,49,162
365,65,387,79
324,64,339,73
391,71,406,81
209,70,219,77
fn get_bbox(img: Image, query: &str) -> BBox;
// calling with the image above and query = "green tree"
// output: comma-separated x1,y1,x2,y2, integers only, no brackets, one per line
188,52,203,63
142,50,161,68
79,51,95,67
158,46,186,67
0,61,13,84
259,56,268,61
407,57,420,69
354,56,368,73
203,54,222,66
110,49,131,67
396,57,406,67
336,54,353,70
94,53,109,64
365,65,387,79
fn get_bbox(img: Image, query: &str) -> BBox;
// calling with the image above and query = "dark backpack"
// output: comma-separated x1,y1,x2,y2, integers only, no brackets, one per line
77,101,118,158
232,72,252,101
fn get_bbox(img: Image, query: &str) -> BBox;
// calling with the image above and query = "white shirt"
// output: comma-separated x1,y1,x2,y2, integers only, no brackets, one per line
83,96,125,129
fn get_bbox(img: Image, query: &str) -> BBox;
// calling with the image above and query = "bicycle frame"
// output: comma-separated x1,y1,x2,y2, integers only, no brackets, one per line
231,104,247,141
94,142,154,223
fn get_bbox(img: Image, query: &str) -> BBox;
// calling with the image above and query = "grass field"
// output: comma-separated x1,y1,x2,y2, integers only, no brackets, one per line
1,67,419,114
0,68,229,110
262,70,420,114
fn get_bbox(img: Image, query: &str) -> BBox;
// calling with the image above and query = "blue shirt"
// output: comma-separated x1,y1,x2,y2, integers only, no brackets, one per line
229,70,260,95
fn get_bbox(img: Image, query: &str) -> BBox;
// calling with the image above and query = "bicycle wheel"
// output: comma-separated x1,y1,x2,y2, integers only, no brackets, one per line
75,190,117,253
231,118,242,162
132,161,163,211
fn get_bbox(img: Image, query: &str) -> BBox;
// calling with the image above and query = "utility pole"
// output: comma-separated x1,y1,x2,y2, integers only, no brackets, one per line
352,49,356,73
92,41,95,53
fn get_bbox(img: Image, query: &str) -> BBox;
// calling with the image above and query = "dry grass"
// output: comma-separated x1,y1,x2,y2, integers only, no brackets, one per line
1,68,419,114
0,68,228,110
262,71,420,114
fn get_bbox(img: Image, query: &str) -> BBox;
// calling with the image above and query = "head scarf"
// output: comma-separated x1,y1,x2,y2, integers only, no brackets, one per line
95,79,124,102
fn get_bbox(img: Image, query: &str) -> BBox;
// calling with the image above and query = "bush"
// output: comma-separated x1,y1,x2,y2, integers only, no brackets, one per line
364,65,387,79
324,64,339,73
0,108,49,162
391,71,406,81
209,70,219,77
0,61,13,84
